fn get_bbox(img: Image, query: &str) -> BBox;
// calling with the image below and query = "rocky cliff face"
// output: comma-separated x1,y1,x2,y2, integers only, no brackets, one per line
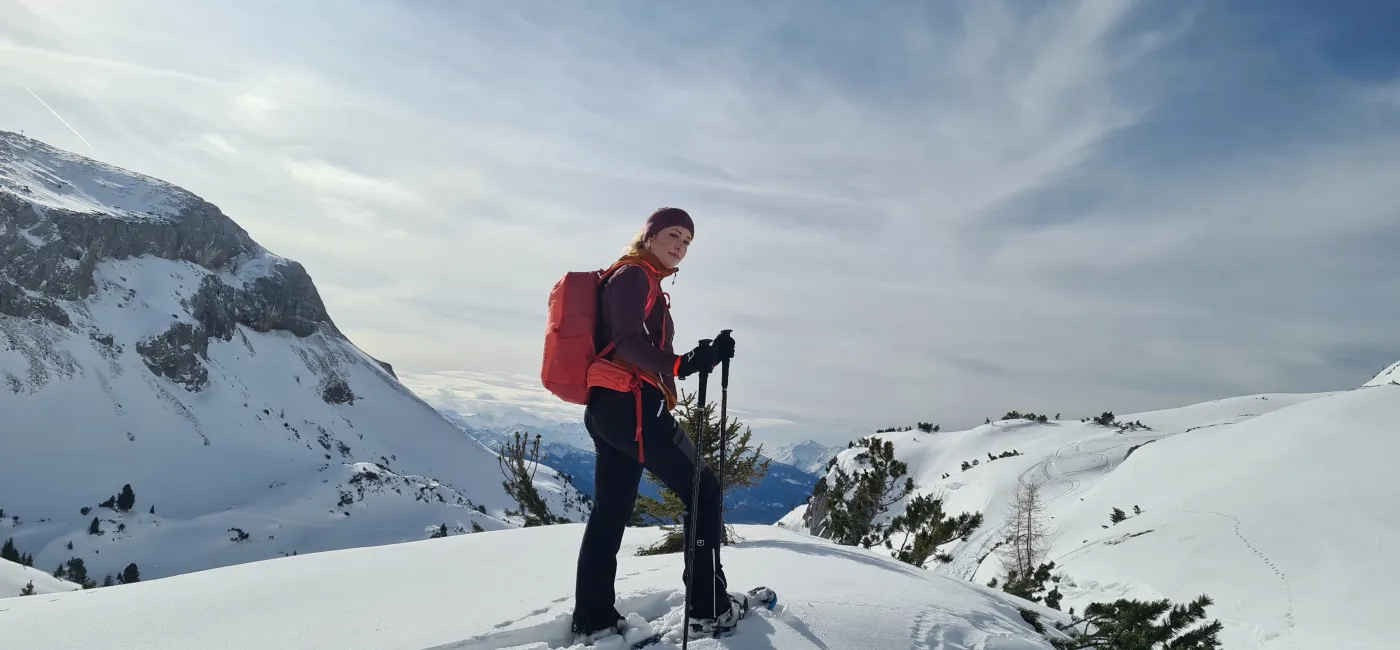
0,130,585,587
0,157,342,395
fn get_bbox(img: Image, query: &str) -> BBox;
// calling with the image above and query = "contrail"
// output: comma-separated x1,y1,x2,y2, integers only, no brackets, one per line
24,85,91,147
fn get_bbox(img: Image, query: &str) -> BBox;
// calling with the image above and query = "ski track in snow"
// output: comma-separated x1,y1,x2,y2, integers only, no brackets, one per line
942,432,1129,581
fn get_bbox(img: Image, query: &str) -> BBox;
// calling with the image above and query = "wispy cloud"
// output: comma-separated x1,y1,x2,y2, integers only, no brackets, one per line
3,0,1398,445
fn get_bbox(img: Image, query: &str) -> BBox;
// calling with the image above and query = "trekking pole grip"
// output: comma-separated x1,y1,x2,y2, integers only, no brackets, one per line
719,329,732,385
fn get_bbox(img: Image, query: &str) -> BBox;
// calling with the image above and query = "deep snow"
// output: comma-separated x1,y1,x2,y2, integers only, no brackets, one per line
0,523,1071,650
783,374,1400,650
0,557,80,598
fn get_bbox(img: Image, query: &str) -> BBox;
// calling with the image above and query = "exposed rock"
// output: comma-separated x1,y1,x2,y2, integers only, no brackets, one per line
3,141,347,392
0,279,70,326
188,267,339,343
0,192,255,310
321,375,356,405
135,322,211,391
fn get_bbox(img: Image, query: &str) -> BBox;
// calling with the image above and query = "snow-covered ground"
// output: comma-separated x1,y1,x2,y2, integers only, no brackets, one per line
783,369,1400,650
0,129,196,221
0,558,80,598
1,130,588,590
0,523,1071,650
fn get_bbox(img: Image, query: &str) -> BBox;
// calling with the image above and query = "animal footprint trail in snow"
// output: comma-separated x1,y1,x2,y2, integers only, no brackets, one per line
1172,508,1296,630
907,606,936,650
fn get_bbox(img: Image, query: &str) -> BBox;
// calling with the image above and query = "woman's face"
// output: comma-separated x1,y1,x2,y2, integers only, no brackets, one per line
648,225,692,268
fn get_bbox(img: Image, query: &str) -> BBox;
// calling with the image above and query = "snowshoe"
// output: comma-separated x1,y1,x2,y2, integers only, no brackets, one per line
570,608,627,645
685,586,777,639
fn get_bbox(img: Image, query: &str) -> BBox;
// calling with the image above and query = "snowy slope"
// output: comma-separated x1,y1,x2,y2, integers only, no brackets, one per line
0,557,80,597
0,130,195,222
1363,359,1399,387
0,131,587,593
786,381,1399,650
0,523,1072,650
765,440,838,475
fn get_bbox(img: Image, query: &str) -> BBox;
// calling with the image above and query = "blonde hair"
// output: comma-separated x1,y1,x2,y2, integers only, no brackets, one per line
623,226,649,256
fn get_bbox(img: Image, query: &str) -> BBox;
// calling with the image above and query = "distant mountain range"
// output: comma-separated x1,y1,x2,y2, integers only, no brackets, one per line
764,440,840,474
437,409,829,525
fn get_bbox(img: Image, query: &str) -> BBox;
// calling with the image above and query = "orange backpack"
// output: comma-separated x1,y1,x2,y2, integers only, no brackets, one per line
541,260,659,405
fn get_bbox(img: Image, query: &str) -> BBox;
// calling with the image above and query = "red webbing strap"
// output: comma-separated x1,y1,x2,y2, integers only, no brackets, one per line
632,383,645,462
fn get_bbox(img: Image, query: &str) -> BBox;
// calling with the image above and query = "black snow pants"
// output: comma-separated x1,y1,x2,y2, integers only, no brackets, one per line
573,382,728,630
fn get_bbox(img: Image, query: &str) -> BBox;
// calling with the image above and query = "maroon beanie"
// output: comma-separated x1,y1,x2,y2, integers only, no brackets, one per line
644,207,694,240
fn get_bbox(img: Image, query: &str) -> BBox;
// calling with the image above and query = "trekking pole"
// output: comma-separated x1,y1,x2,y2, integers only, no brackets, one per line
682,339,712,650
717,329,732,544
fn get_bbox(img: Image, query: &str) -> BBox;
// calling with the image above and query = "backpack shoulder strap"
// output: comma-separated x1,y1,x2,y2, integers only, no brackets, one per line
599,261,660,318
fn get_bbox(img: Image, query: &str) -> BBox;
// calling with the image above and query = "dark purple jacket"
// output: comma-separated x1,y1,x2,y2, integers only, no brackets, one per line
598,261,678,398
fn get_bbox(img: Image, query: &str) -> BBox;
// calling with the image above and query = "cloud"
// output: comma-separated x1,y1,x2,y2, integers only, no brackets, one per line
395,369,585,426
2,0,1399,447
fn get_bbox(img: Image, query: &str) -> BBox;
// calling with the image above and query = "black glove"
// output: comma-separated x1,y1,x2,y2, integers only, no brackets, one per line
675,343,719,379
713,330,735,362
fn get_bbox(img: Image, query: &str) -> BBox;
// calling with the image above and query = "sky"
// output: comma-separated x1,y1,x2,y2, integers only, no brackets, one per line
2,0,1399,448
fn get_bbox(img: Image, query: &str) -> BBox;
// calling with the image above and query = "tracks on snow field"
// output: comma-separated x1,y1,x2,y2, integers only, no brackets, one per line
1171,508,1296,638
940,430,1172,582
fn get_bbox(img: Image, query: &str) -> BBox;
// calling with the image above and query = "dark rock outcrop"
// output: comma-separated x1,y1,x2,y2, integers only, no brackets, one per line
188,268,339,343
0,279,70,326
135,322,211,391
3,171,347,392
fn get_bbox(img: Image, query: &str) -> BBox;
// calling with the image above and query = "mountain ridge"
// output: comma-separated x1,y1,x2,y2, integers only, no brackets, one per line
782,372,1397,649
0,130,586,590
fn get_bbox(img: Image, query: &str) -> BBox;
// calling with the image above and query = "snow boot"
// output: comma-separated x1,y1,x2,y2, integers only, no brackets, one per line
571,607,627,643
685,586,776,639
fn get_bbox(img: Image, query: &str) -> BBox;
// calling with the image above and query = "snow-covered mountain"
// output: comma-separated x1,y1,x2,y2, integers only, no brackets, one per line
765,439,839,475
448,406,594,450
0,131,587,592
783,365,1400,650
1363,359,1399,387
1,522,1080,649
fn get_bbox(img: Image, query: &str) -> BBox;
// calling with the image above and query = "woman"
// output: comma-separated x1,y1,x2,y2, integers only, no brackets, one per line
571,207,747,641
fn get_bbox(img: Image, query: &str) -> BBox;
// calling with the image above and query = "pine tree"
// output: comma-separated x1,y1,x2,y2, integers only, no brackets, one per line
88,517,102,535
103,573,115,587
19,580,35,596
635,391,771,553
63,557,97,589
802,436,914,549
120,562,141,584
1051,594,1223,649
116,484,136,512
885,493,983,567
0,537,19,563
496,430,567,527
1002,560,1060,609
1110,507,1127,524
